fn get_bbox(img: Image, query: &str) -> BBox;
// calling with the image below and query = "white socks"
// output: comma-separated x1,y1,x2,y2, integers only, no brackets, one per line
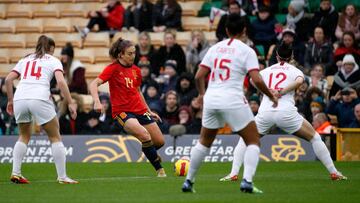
243,144,260,182
186,142,210,182
310,133,337,174
230,137,246,177
51,142,67,179
12,141,27,175
83,27,90,34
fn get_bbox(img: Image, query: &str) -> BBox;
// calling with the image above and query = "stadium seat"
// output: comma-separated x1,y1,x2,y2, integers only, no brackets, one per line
176,31,191,47
15,19,43,33
0,19,16,33
148,32,164,47
71,18,92,31
43,18,72,33
112,32,138,44
59,4,88,18
82,32,110,48
25,33,44,48
275,14,287,25
85,63,107,79
94,48,112,63
32,4,61,18
0,34,26,48
0,63,15,78
0,0,20,3
179,1,203,16
75,48,95,64
182,17,210,31
50,33,83,48
0,49,10,64
6,4,33,19
9,48,34,63
22,0,49,3
204,31,217,44
255,45,265,57
0,4,6,19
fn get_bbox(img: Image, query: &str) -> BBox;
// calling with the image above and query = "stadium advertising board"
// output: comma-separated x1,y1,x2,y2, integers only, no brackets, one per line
0,134,316,163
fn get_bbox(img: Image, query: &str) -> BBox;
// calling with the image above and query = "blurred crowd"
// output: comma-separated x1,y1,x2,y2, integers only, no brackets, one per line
1,0,360,135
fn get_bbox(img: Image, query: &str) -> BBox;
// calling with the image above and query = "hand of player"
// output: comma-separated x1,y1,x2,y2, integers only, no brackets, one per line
6,101,14,116
68,103,77,120
149,111,162,122
94,101,104,114
270,94,278,108
270,89,281,98
197,94,204,107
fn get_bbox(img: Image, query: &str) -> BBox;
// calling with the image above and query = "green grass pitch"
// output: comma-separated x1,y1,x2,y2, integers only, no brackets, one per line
0,162,359,203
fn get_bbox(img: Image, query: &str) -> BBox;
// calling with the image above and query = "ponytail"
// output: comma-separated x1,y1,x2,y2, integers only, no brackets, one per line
109,38,133,60
35,35,55,59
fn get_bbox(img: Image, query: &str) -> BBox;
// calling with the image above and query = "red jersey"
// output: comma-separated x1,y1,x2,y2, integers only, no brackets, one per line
98,62,148,118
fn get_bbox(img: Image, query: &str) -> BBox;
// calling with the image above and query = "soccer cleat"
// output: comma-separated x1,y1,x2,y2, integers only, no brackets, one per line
157,168,167,178
219,174,238,182
182,179,195,193
330,172,348,181
73,25,87,39
240,179,263,194
57,177,79,184
10,174,30,184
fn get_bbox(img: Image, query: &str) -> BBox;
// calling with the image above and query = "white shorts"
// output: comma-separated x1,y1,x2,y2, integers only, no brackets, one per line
255,110,304,135
202,106,255,132
14,99,57,125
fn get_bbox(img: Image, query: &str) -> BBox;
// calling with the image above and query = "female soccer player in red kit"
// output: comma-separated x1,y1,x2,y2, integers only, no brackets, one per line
89,38,166,177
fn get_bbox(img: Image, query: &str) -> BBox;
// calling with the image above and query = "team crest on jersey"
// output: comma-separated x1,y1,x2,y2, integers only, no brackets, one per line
120,112,127,119
132,70,137,80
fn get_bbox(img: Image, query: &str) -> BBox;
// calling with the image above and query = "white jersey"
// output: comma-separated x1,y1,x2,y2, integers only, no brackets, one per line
200,38,259,109
12,53,63,101
259,62,304,112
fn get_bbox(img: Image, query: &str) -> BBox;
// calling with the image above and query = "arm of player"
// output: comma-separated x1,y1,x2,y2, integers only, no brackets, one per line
55,71,77,120
249,70,278,107
4,71,19,116
194,65,210,105
279,76,304,96
89,78,105,114
138,87,162,122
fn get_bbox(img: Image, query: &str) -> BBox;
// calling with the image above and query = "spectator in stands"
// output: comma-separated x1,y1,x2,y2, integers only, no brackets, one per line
335,4,360,41
134,32,157,72
80,110,104,135
327,87,360,128
74,0,125,39
144,82,162,111
153,30,186,75
123,0,154,32
303,87,325,121
304,27,333,74
249,94,260,115
348,104,360,128
177,105,193,132
60,43,88,94
98,94,116,134
158,60,179,95
247,0,279,16
285,0,311,42
332,32,360,75
329,54,360,98
307,64,328,96
185,30,210,74
216,1,249,41
189,97,202,134
58,93,87,135
311,0,338,42
268,28,305,66
310,96,325,122
152,0,182,32
176,72,197,106
161,90,179,133
295,77,309,116
0,78,17,135
312,112,334,134
250,6,278,55
138,59,156,94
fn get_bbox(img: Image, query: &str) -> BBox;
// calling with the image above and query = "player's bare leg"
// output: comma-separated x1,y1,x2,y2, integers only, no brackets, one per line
294,119,347,180
182,127,218,192
11,122,31,184
237,121,263,193
43,117,78,184
124,119,165,177
143,123,165,149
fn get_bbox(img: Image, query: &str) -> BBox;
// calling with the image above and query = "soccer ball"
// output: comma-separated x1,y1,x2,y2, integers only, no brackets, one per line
174,156,190,176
